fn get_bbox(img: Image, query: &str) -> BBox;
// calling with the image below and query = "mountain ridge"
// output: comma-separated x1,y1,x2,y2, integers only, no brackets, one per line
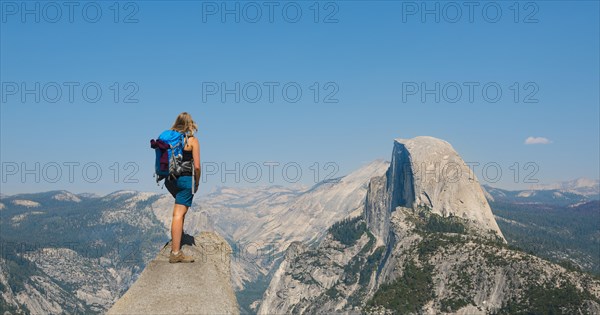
257,136,600,314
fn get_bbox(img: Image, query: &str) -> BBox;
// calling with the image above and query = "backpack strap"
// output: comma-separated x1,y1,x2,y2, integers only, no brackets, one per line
181,132,188,148
181,132,196,195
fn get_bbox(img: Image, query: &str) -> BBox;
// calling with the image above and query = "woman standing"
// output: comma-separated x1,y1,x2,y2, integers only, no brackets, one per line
165,112,200,263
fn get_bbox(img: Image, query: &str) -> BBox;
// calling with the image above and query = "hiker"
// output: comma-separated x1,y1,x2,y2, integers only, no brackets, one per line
164,112,201,263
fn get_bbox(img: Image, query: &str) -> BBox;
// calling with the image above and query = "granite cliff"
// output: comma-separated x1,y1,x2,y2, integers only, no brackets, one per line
258,137,600,314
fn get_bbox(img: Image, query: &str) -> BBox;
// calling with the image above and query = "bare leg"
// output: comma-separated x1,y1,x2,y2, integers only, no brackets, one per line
171,204,189,253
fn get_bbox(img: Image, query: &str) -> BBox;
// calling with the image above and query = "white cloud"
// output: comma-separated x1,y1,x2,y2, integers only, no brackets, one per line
524,136,552,145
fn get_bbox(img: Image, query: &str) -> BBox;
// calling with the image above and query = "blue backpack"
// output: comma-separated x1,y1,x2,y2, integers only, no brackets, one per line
150,130,190,183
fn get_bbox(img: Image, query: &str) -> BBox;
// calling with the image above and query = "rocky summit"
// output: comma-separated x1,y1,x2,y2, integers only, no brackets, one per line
367,136,504,244
107,232,239,315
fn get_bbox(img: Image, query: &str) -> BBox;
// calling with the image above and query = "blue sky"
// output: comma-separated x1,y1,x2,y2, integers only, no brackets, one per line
1,1,598,195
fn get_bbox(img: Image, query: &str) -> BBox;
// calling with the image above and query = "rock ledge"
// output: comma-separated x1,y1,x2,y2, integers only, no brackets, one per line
108,232,239,315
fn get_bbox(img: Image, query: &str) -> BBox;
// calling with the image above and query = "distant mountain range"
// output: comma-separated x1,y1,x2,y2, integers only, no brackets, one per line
529,178,600,197
483,182,598,206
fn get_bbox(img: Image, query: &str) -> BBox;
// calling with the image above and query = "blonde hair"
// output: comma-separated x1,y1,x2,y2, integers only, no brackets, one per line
171,112,198,136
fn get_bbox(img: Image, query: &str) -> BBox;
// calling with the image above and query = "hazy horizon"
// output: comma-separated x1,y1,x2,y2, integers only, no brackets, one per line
1,162,598,197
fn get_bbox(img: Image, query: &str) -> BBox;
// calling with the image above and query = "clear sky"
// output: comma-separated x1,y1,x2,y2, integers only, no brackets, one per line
1,1,598,195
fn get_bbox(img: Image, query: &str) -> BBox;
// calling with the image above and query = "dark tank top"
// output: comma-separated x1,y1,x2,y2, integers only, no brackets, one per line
180,149,193,176
182,149,193,162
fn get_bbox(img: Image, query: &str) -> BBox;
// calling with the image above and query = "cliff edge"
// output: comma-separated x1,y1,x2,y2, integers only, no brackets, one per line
107,232,239,315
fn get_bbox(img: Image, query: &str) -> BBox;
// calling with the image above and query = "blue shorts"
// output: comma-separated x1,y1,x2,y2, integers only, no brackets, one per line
165,176,194,207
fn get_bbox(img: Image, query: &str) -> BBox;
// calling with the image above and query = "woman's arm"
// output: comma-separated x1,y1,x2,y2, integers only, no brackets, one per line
192,138,201,190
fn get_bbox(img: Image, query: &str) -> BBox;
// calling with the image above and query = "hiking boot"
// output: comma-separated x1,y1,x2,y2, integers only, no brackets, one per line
169,250,194,263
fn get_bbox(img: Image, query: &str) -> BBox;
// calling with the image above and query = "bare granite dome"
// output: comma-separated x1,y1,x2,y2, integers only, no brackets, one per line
366,136,504,243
